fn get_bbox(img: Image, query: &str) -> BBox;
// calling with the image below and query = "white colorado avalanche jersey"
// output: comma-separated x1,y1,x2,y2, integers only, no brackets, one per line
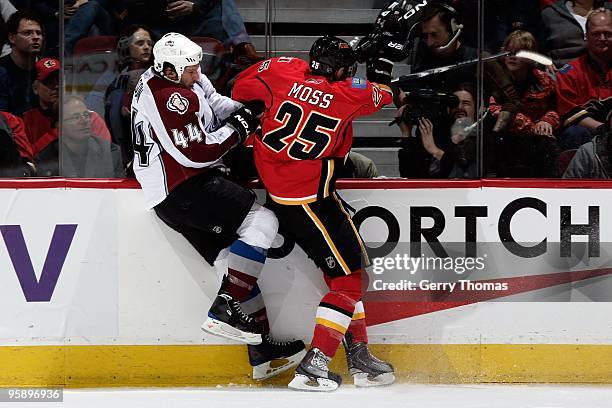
131,68,242,208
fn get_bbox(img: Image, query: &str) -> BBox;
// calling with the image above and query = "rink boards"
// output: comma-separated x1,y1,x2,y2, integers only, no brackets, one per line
1,178,611,387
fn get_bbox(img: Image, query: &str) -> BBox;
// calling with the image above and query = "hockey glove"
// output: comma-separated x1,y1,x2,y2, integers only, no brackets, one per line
366,57,394,86
225,100,265,142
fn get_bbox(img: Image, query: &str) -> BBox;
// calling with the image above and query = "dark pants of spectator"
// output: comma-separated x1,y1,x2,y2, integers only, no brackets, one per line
65,0,114,55
495,133,560,178
398,138,436,179
558,125,594,151
0,129,27,177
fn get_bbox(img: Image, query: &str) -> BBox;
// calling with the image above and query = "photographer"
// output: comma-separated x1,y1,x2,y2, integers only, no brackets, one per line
405,2,521,133
398,82,479,179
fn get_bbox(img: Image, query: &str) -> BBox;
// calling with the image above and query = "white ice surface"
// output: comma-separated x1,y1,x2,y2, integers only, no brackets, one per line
16,384,612,408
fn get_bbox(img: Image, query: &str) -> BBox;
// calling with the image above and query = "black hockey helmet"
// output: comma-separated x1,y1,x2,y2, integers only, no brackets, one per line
309,35,357,80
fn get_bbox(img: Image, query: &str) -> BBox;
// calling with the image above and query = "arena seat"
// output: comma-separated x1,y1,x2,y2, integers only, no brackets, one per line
73,36,118,55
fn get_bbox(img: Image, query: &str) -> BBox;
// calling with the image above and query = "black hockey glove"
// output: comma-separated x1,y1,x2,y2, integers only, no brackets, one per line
366,57,394,86
355,31,407,63
225,100,265,142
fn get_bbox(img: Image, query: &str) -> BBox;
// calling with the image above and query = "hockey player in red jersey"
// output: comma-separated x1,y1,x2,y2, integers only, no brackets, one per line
131,32,305,380
232,36,395,391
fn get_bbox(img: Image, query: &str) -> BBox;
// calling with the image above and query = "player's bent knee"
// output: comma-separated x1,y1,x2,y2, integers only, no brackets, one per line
329,271,363,302
237,203,279,249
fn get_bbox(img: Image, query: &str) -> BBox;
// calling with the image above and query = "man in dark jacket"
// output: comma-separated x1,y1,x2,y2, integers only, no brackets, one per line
563,99,612,178
542,0,598,67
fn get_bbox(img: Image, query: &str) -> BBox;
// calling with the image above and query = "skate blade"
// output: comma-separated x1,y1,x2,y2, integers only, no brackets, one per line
353,371,395,387
201,317,262,345
288,374,339,392
253,349,307,380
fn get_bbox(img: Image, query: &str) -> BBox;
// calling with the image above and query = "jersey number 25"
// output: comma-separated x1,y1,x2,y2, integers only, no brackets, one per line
262,101,340,160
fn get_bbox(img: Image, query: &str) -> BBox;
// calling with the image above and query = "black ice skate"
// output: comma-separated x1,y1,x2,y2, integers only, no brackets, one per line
343,332,395,387
248,335,306,380
288,348,342,392
202,291,263,345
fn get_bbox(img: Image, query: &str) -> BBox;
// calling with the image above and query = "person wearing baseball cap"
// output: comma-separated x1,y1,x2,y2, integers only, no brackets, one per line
22,57,60,154
24,57,112,156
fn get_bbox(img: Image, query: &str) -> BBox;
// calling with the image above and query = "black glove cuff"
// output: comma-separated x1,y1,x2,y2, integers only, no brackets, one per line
225,101,265,142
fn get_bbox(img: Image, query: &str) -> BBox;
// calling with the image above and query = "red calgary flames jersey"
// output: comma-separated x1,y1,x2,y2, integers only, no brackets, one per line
233,57,392,204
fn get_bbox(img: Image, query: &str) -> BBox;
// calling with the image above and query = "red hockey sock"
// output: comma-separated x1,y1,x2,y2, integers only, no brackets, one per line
240,284,270,334
346,301,368,344
224,270,257,302
250,307,270,334
311,272,364,357
311,292,355,357
224,240,266,302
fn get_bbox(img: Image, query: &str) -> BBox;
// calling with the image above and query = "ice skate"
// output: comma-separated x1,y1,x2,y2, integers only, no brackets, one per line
202,292,263,345
288,348,341,392
343,333,395,387
248,335,306,380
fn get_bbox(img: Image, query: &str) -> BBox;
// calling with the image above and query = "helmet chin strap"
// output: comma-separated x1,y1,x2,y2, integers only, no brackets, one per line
436,25,463,51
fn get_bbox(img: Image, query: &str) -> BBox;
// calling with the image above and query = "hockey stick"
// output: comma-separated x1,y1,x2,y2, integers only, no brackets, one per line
392,50,553,87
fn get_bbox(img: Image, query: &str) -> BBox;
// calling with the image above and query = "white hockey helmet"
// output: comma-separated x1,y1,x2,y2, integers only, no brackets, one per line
153,32,202,83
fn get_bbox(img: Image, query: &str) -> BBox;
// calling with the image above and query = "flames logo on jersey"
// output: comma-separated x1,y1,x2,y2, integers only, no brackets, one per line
372,84,383,107
166,92,189,115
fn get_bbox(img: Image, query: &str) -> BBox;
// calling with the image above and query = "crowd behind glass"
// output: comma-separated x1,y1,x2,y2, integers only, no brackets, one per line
0,0,610,180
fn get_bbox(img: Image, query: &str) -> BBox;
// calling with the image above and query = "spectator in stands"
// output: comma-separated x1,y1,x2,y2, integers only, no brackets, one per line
36,96,124,177
22,57,59,155
0,9,44,115
398,83,479,179
12,0,60,56
102,24,154,171
541,0,607,68
556,7,611,150
454,0,543,53
406,3,521,135
0,0,17,57
64,0,115,55
0,110,35,176
563,102,611,177
339,151,380,178
24,58,112,158
490,30,560,177
114,0,261,66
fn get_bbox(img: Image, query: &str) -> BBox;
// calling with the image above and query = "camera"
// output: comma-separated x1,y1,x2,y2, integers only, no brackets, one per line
399,88,459,123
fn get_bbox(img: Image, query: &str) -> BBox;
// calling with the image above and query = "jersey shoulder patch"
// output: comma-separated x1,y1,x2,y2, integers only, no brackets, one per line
558,64,574,75
351,77,367,89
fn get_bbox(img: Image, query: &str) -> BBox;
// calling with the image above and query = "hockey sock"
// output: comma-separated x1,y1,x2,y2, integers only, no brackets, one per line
346,300,368,344
241,284,270,335
322,276,368,344
224,240,267,302
311,272,363,357
312,293,355,357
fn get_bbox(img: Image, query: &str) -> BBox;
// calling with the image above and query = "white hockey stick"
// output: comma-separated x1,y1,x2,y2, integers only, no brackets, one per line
392,50,553,86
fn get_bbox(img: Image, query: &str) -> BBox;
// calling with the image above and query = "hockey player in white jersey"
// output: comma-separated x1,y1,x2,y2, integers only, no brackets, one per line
131,32,305,380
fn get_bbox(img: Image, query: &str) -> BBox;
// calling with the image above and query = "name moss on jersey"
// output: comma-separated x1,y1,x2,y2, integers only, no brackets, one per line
233,57,392,205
